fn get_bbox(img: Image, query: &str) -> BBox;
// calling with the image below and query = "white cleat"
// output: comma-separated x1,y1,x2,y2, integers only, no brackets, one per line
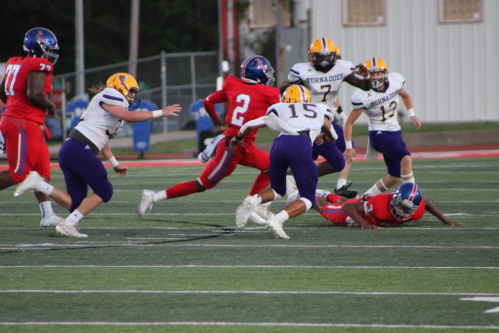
286,175,297,196
267,216,290,239
286,190,301,206
137,190,155,218
40,214,63,227
315,189,331,201
14,171,42,197
249,211,267,225
236,195,259,228
55,221,88,238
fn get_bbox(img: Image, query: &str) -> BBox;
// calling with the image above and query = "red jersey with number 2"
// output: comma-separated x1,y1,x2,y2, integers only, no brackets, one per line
3,56,54,124
203,75,280,144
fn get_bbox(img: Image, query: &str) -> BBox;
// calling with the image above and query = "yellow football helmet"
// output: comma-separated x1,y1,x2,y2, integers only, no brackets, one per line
106,73,141,109
309,37,337,72
282,85,311,103
364,57,388,90
335,46,341,60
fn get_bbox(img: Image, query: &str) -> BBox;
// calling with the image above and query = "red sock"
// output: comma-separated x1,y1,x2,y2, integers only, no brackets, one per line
326,193,344,203
166,181,198,199
249,172,270,196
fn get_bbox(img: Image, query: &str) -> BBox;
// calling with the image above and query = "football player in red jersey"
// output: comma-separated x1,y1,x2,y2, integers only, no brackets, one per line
137,56,280,217
0,28,62,227
311,183,465,228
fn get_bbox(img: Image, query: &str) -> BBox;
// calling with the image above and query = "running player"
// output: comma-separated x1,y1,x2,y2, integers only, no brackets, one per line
137,56,280,217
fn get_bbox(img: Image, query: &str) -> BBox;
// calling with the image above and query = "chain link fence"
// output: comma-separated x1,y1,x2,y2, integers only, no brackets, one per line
51,51,219,140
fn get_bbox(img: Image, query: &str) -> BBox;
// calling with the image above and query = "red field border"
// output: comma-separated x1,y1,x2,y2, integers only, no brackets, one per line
2,149,497,170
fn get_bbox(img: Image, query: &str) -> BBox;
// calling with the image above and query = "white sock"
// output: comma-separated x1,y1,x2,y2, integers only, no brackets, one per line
153,190,167,202
65,209,84,226
274,210,290,224
39,201,55,218
248,194,263,205
364,184,383,196
36,180,54,196
336,179,347,189
403,176,415,184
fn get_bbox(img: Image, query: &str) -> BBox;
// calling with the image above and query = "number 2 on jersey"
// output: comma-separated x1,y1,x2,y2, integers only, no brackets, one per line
231,94,250,127
4,64,21,96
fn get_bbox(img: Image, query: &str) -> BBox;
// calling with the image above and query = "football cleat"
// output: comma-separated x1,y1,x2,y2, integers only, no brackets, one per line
315,189,331,201
56,221,88,238
267,216,290,239
286,175,297,196
14,171,42,197
334,183,358,199
40,214,63,227
235,195,260,228
248,202,272,225
137,190,155,218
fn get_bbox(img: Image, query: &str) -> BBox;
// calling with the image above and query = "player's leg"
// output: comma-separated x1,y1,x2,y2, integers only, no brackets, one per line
364,131,410,195
331,122,358,198
138,140,242,217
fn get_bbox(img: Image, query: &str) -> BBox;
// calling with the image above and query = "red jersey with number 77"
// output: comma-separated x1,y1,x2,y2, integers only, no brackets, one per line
3,56,54,124
203,75,280,144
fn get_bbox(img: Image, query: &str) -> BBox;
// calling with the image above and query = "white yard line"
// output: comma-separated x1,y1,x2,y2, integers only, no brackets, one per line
1,265,498,269
0,322,498,330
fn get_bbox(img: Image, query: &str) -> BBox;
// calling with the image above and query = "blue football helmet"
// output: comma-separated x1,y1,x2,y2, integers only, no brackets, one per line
390,183,422,221
240,56,275,86
23,28,59,65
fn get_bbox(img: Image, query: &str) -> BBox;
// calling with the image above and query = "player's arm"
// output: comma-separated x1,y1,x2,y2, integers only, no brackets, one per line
398,88,421,130
321,116,337,142
0,77,6,104
102,103,181,122
279,78,304,95
343,64,371,91
343,108,363,164
203,90,227,131
341,201,380,229
101,143,128,178
424,200,466,226
229,117,267,149
27,71,56,115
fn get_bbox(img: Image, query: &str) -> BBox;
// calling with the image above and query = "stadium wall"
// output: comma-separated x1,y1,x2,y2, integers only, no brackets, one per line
309,0,499,123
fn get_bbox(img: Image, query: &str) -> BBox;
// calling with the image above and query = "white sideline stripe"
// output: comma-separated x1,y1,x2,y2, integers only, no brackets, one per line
1,244,498,249
3,200,499,204
1,227,498,230
1,265,498,269
1,290,499,296
0,322,499,330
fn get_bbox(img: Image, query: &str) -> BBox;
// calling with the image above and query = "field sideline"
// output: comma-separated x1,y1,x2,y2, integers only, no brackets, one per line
0,156,498,332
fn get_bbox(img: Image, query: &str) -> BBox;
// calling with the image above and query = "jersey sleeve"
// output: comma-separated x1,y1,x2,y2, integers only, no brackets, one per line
287,64,303,83
203,89,228,120
28,57,54,74
320,104,334,121
389,72,406,87
101,88,126,106
351,90,368,109
336,60,355,79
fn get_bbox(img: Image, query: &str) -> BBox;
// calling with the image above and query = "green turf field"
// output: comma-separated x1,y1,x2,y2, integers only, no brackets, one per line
1,157,498,332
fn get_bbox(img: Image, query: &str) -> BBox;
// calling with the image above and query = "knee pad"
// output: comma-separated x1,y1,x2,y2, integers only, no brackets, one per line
271,188,283,200
300,197,313,211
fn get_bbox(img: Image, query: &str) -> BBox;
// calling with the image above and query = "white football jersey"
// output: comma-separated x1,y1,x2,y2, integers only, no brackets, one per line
287,60,355,109
75,88,128,151
350,73,406,132
266,102,333,143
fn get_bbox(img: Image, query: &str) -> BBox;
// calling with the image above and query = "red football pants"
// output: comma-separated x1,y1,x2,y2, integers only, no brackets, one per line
0,116,51,184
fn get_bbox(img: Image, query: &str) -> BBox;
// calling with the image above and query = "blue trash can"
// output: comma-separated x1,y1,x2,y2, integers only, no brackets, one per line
189,99,222,153
132,100,157,153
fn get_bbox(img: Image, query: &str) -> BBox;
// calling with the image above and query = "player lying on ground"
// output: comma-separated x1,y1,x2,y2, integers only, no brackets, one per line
0,27,62,227
137,56,280,219
234,85,337,239
344,57,421,197
307,183,465,229
281,37,371,199
14,73,181,237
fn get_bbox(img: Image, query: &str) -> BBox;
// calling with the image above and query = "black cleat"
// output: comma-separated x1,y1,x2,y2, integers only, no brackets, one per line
334,183,358,199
